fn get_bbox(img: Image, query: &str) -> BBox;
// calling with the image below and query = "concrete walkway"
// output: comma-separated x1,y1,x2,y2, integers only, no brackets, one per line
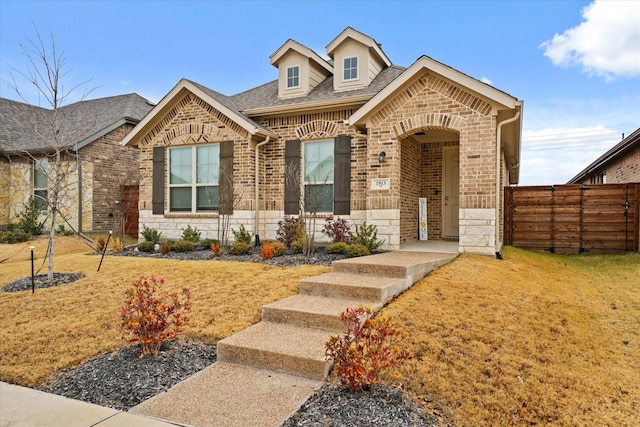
1,250,457,427
0,382,178,427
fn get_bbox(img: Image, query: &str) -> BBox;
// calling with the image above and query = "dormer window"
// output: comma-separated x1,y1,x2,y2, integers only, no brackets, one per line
287,65,300,88
343,57,358,80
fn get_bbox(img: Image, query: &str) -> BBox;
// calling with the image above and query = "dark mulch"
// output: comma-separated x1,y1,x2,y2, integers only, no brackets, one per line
40,341,217,411
10,246,437,425
283,384,438,427
119,244,349,266
2,272,85,292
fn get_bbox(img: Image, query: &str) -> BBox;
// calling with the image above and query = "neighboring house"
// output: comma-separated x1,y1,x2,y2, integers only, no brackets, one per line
0,94,154,233
123,27,523,255
567,128,640,185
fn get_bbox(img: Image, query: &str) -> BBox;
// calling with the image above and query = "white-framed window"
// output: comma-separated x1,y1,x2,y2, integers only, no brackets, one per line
590,172,606,184
287,65,300,88
343,56,358,80
33,158,48,211
169,144,220,212
304,140,334,213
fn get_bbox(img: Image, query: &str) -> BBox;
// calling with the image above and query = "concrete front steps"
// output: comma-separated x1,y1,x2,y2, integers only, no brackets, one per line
217,251,457,381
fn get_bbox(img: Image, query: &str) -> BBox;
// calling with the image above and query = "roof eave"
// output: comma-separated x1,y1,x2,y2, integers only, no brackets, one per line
567,128,640,184
242,95,373,117
349,55,520,127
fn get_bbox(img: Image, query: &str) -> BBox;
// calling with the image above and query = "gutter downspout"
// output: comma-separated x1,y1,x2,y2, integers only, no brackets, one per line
254,136,271,244
495,111,520,259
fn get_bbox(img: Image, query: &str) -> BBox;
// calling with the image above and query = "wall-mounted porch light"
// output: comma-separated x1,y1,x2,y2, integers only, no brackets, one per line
378,151,386,163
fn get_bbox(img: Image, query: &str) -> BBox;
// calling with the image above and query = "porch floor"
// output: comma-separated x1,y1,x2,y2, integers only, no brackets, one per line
399,239,459,253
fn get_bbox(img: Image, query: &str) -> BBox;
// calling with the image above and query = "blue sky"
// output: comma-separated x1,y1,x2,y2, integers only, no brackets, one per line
1,0,638,185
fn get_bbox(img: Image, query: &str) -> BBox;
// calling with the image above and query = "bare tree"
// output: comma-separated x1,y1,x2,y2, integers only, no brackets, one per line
5,27,93,280
217,162,245,251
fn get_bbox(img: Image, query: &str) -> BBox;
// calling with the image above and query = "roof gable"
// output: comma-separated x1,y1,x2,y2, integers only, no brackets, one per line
326,27,391,67
121,79,276,147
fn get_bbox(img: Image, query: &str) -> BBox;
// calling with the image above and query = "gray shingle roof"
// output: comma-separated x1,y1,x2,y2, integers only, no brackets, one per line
0,94,154,154
230,65,406,112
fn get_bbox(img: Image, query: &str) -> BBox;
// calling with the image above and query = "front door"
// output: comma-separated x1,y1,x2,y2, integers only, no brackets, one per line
443,147,459,238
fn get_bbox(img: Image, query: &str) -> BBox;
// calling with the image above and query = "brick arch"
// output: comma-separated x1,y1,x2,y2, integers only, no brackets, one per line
295,120,339,139
161,124,231,146
392,113,466,140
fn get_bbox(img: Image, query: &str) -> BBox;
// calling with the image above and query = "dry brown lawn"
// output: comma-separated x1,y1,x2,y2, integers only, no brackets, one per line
381,246,640,426
0,236,328,386
1,237,638,426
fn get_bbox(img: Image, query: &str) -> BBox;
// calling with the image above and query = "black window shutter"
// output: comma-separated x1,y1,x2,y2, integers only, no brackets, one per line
219,140,234,215
284,139,301,215
333,134,351,215
152,146,165,215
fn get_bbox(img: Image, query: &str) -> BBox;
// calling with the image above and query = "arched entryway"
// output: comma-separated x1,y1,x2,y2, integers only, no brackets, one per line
399,127,460,246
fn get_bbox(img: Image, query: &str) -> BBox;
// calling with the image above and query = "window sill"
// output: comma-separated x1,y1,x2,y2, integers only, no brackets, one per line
164,212,220,219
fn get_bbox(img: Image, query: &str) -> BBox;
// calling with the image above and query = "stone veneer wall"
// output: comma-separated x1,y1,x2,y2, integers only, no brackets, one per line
0,159,10,225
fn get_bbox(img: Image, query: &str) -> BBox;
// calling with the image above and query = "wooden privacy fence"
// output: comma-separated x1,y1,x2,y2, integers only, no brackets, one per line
504,184,640,254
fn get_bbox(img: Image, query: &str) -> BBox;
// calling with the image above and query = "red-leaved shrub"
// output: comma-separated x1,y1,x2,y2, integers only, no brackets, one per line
261,243,275,260
119,275,192,357
211,242,221,257
325,306,412,392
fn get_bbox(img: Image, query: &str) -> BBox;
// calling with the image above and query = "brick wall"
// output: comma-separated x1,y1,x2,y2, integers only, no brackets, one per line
79,123,139,231
605,145,640,183
135,71,506,252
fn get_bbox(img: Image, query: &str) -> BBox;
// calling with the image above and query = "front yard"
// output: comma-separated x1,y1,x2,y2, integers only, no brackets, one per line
1,237,638,425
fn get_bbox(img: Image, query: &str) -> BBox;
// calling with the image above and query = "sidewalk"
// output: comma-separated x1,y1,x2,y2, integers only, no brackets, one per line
0,382,182,427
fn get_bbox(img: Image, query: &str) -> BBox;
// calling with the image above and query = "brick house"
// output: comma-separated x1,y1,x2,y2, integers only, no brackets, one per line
123,28,523,256
567,127,640,185
0,94,154,233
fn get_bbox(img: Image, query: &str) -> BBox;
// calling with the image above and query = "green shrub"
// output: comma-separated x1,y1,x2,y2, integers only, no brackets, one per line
270,241,287,257
15,197,45,237
229,241,251,255
290,238,303,253
56,224,75,236
0,229,30,244
181,225,201,243
169,240,194,252
141,226,162,243
345,243,370,258
326,242,349,254
137,241,156,253
198,238,219,249
232,224,252,245
350,221,384,252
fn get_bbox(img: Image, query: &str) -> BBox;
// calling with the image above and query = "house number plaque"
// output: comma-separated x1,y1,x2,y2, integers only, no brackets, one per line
371,178,390,190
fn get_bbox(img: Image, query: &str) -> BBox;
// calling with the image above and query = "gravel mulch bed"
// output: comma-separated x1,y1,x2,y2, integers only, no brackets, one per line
283,384,439,427
40,341,217,411
117,245,348,266
2,272,85,292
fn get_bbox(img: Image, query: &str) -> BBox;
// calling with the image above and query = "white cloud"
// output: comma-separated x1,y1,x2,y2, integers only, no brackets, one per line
480,77,493,85
520,125,622,185
540,0,640,80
